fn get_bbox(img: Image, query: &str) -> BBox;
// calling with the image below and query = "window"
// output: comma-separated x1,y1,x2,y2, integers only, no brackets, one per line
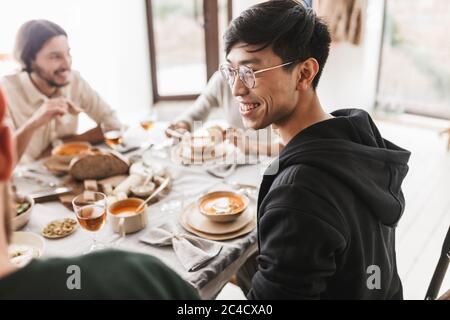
377,0,450,119
146,0,232,102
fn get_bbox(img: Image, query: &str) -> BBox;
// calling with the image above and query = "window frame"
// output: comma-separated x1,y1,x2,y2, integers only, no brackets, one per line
146,0,232,103
375,0,450,120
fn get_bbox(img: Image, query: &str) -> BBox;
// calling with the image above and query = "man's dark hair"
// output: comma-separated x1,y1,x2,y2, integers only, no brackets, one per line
14,20,68,73
224,0,331,90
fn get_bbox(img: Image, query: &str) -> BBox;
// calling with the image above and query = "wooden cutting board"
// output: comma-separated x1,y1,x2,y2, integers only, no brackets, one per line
58,173,172,209
58,175,128,209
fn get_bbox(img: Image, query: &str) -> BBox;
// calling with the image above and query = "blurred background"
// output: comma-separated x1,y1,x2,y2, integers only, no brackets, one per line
1,0,449,300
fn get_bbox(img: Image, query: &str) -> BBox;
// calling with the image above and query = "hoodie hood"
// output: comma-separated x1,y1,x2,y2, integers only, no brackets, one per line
271,109,411,227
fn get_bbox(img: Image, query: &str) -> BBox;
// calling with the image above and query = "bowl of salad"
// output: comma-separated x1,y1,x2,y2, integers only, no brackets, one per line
12,195,34,231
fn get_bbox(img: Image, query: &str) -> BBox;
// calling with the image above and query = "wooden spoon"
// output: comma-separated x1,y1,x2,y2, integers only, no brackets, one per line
135,177,170,213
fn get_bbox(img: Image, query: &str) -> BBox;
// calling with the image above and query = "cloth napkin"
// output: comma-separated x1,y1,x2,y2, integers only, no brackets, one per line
140,222,223,272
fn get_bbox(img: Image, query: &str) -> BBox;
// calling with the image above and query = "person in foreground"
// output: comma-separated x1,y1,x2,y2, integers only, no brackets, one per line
223,0,412,299
0,88,199,300
1,20,122,163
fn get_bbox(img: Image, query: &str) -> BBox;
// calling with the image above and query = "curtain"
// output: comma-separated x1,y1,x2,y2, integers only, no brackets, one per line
314,0,367,45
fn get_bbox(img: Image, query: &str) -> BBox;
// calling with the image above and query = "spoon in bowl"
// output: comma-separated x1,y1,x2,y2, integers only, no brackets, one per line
135,177,170,213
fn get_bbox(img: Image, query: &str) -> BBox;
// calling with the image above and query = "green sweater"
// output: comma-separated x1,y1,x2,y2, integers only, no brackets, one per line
0,250,200,300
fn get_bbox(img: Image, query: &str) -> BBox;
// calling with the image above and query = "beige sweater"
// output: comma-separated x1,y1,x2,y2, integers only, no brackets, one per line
175,71,244,129
1,71,122,161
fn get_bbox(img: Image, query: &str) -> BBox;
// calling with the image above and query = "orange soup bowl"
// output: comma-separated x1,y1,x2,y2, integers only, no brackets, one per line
108,198,148,235
198,191,249,223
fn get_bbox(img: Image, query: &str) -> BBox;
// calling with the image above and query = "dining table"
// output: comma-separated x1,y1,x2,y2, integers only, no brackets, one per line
12,122,273,299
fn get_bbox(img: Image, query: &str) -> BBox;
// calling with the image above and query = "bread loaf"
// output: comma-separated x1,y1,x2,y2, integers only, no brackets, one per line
69,148,130,181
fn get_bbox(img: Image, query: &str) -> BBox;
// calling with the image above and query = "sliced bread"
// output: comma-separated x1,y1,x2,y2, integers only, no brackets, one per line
69,148,130,181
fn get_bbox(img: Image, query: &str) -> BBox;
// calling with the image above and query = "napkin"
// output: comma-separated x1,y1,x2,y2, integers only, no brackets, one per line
140,222,223,272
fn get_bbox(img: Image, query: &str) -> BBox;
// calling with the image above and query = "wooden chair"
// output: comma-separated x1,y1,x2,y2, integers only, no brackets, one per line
425,226,450,300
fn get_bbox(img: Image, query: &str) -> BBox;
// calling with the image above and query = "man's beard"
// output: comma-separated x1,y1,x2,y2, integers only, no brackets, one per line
33,65,71,89
2,184,13,244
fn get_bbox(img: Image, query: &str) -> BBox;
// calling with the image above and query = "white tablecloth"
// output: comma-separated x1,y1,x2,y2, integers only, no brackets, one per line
13,123,271,299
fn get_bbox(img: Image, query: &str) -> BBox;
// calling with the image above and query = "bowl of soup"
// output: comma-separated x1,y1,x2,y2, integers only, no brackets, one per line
108,198,148,235
198,191,249,223
51,142,91,163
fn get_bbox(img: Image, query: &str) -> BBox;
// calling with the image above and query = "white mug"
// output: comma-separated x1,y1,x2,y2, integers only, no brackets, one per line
109,198,148,236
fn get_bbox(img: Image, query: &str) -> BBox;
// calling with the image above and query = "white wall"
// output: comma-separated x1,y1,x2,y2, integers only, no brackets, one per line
72,0,152,125
233,0,266,16
0,0,152,127
318,0,385,112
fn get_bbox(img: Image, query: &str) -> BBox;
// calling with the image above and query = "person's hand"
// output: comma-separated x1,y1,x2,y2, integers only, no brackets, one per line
66,100,82,115
28,98,70,129
438,288,450,300
165,121,190,138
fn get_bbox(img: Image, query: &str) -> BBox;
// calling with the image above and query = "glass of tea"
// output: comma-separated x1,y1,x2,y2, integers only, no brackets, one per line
72,192,107,253
140,109,158,132
101,122,125,149
104,129,124,149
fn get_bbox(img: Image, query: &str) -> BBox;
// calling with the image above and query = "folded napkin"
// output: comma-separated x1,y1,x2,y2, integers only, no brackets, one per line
140,223,223,272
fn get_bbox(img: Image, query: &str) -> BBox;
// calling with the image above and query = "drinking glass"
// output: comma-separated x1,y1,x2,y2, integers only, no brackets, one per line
72,192,107,253
140,109,158,132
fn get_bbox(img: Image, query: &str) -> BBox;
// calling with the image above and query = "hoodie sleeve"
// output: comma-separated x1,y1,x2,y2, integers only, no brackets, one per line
248,186,347,300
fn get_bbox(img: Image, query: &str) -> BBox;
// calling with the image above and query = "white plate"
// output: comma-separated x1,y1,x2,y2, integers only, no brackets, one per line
180,211,256,241
181,202,255,235
171,142,238,166
9,232,45,268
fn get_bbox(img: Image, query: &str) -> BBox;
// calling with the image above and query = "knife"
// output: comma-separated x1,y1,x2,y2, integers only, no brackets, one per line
30,187,73,203
120,142,154,155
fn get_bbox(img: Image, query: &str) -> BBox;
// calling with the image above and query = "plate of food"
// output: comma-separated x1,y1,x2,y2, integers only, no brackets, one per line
180,205,257,241
12,195,34,231
126,162,172,200
181,201,254,235
51,141,91,163
169,125,238,166
44,142,94,175
171,140,237,166
8,232,45,268
198,191,249,223
42,218,78,239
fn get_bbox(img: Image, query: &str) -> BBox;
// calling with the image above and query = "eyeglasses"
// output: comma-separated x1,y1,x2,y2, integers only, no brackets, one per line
219,61,296,89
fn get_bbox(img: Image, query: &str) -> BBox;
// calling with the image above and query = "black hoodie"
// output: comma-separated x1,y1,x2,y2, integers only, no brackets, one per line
248,109,411,300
